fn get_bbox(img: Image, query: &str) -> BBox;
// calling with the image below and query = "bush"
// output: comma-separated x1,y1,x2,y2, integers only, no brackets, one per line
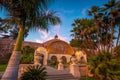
20,53,34,64
0,64,7,71
21,65,47,80
88,51,120,80
22,46,35,54
47,60,58,68
20,46,35,64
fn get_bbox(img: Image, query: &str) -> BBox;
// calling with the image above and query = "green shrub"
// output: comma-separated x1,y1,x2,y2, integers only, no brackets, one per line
20,53,34,64
20,46,35,64
21,65,47,80
47,60,58,68
22,46,35,54
0,64,7,71
88,51,120,80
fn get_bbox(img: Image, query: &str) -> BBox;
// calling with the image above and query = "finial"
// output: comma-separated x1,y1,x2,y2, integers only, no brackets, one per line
54,34,58,39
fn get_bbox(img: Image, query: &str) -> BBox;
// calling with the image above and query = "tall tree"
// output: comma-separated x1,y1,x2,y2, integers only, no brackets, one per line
70,0,120,55
0,0,61,80
87,0,120,53
0,26,29,40
70,18,98,55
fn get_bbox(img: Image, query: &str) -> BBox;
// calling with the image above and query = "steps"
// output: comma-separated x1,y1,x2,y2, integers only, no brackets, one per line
47,74,79,80
45,66,79,80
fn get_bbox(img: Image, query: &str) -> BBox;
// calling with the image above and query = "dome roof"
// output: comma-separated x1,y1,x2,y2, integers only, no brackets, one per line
44,39,74,55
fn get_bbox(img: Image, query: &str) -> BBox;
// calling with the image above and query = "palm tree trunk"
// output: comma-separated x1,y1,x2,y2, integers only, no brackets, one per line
110,28,114,53
116,26,120,47
1,24,24,80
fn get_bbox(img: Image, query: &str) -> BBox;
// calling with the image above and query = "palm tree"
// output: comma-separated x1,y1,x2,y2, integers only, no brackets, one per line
21,65,47,80
88,6,106,52
103,0,120,47
0,18,11,34
0,0,61,80
88,0,120,53
70,18,98,55
1,26,29,40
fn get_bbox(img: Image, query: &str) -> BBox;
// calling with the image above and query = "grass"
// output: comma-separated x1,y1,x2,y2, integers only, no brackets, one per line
0,64,7,72
80,77,96,80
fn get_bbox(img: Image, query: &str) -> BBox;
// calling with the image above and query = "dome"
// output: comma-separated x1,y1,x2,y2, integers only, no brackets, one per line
45,39,74,55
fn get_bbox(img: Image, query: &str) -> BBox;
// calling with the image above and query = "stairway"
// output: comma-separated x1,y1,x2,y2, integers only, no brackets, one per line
45,66,79,80
47,74,78,80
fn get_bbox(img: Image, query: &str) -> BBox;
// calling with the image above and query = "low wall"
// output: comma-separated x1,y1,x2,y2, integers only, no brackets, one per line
0,72,4,79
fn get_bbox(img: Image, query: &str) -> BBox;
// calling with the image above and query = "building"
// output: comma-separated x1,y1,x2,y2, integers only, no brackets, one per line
0,35,88,79
0,35,87,64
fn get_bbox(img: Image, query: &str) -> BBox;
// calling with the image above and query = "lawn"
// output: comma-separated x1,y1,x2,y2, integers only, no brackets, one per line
0,64,7,72
80,77,96,80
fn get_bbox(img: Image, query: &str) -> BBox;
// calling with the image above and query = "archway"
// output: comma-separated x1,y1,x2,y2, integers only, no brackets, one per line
39,54,44,65
61,56,67,63
51,56,57,62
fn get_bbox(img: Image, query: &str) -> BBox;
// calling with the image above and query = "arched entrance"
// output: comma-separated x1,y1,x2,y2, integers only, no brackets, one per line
51,56,57,62
49,56,58,67
39,54,44,65
61,56,67,63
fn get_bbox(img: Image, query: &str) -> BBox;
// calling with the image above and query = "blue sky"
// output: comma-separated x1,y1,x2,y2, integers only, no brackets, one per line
0,0,109,43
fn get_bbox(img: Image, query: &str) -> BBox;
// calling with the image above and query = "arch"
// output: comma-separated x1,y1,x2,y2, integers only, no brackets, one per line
39,54,44,65
51,56,57,62
61,56,67,63
34,47,48,65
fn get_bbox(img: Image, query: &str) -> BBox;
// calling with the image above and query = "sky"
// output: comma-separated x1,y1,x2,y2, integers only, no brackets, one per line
0,0,109,43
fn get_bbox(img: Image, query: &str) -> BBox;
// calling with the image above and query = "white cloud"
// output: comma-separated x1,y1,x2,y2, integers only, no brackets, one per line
54,24,60,30
36,25,68,43
38,29,50,39
53,24,61,34
58,35,67,41
47,37,53,41
35,39,42,43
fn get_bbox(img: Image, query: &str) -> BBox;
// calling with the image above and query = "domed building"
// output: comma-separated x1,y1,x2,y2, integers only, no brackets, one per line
34,35,87,65
18,35,88,79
